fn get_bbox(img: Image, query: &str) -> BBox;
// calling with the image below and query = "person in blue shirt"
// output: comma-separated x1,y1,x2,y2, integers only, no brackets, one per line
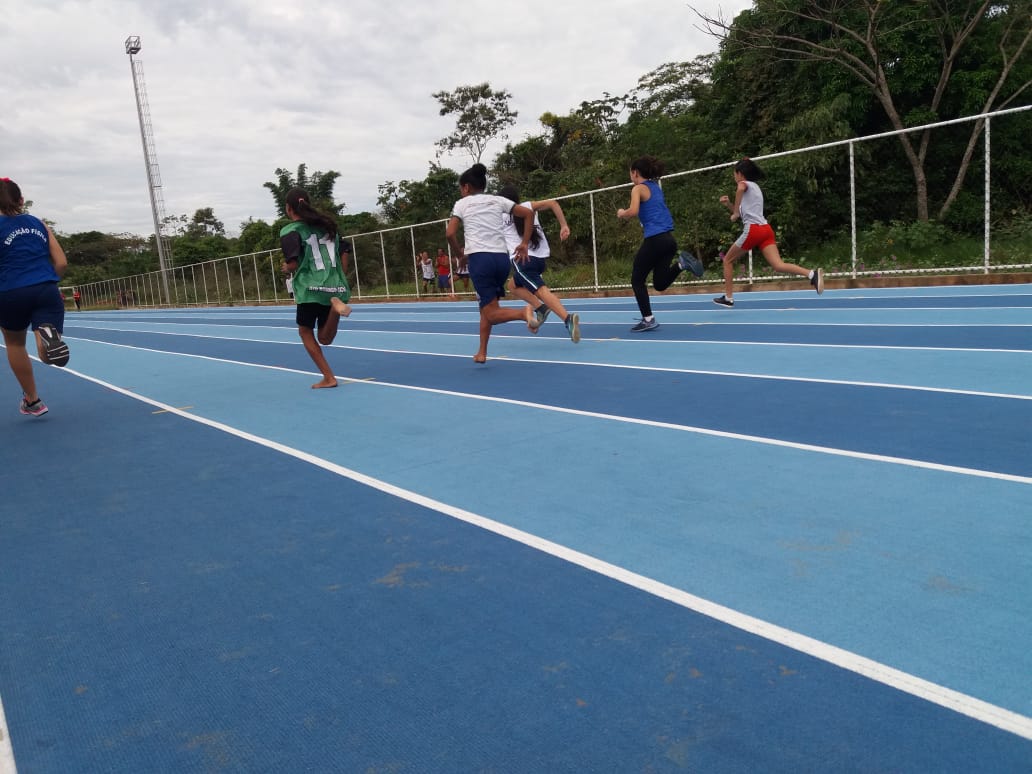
616,155,702,331
0,178,70,417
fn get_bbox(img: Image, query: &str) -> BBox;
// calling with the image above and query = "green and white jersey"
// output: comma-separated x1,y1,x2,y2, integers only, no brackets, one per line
279,221,351,305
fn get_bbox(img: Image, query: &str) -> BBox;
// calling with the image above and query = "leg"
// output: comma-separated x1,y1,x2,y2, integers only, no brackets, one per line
652,235,683,292
2,329,39,403
630,247,654,319
761,244,810,279
722,244,746,300
298,326,338,388
317,298,352,346
474,309,491,363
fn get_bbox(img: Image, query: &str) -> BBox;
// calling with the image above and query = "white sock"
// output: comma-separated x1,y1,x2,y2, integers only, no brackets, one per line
808,270,815,279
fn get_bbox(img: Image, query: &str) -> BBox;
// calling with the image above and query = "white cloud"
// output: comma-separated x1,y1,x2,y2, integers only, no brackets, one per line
1,0,751,236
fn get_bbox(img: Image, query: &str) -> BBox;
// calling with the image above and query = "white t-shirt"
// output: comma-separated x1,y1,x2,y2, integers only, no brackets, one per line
502,201,551,259
451,194,513,254
739,181,767,226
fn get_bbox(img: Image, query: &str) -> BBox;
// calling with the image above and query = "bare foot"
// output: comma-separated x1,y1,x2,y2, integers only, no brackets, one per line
311,378,339,389
524,305,540,332
473,353,487,363
331,298,352,317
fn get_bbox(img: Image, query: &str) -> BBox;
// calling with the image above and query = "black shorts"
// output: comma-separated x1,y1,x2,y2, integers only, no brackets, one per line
296,302,331,330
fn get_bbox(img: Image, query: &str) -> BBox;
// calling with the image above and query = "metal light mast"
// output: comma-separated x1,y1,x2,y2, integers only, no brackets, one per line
126,36,173,306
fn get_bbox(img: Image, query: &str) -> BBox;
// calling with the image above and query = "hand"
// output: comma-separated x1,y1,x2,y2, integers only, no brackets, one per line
616,208,626,218
719,195,730,205
513,243,528,262
559,226,570,241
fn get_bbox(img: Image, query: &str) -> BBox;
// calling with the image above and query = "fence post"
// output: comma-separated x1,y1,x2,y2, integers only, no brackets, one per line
850,141,858,279
379,232,390,298
589,192,599,292
984,116,991,274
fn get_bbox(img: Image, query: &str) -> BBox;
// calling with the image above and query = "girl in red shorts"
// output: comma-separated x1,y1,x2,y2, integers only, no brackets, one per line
713,158,823,307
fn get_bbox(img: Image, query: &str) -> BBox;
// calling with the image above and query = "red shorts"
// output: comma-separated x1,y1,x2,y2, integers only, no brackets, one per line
735,223,776,251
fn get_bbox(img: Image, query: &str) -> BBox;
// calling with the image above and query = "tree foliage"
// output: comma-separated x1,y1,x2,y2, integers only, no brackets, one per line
264,164,344,218
432,83,518,164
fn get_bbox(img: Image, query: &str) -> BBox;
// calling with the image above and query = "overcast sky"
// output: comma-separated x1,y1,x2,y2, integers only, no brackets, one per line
3,0,751,237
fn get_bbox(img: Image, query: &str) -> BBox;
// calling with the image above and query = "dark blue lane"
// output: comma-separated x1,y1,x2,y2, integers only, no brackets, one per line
71,328,1032,477
76,314,1032,349
2,375,1028,772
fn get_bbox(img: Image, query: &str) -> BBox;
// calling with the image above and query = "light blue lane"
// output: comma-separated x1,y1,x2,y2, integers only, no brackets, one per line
66,339,1032,719
67,318,1032,397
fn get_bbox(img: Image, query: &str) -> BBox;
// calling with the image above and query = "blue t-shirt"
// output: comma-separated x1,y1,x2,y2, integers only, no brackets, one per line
637,180,674,238
0,213,59,291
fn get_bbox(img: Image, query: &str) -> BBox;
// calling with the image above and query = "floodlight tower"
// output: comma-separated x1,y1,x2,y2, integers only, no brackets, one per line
126,35,172,306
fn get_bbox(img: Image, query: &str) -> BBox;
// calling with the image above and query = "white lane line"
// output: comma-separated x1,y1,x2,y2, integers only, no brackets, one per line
63,338,1032,484
63,332,1032,400
16,367,1032,743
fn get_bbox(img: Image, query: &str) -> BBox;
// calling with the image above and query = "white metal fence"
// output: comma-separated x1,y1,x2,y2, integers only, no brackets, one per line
71,105,1031,310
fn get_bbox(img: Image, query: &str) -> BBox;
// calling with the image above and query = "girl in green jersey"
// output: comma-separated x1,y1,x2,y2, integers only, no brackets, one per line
279,187,352,388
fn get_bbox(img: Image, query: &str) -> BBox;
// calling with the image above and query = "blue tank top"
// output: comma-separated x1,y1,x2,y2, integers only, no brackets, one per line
0,213,59,291
637,180,674,238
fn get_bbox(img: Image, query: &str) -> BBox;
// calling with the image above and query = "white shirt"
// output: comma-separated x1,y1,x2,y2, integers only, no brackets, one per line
451,194,513,254
739,181,767,226
502,201,551,259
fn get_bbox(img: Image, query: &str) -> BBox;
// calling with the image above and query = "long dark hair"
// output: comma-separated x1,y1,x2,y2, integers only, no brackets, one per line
498,184,542,251
285,187,338,239
630,155,664,180
0,178,24,216
734,157,766,182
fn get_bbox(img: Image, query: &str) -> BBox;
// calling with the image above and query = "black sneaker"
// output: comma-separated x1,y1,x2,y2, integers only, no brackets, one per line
810,268,824,294
630,317,659,332
713,296,734,308
37,324,70,367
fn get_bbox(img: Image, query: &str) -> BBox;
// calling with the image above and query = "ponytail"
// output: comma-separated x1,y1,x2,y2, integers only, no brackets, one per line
285,187,338,239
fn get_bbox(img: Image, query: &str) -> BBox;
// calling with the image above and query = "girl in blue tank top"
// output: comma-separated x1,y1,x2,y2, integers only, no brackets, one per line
616,156,702,331
0,177,70,416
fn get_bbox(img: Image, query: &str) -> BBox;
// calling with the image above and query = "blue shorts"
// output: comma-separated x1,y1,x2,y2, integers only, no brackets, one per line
468,252,511,308
437,274,451,289
0,282,65,333
511,256,548,292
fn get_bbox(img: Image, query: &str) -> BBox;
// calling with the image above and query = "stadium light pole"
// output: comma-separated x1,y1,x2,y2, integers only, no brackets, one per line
126,35,173,306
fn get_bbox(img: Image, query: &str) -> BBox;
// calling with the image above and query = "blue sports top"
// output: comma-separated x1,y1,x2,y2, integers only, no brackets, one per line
0,213,59,291
637,180,674,238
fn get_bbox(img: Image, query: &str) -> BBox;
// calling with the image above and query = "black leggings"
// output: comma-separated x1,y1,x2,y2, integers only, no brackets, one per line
631,231,680,317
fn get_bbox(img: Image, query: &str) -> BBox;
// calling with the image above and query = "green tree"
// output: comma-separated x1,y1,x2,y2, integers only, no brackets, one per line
237,218,278,254
432,83,518,164
377,164,460,224
693,0,1032,221
264,164,344,218
186,207,225,238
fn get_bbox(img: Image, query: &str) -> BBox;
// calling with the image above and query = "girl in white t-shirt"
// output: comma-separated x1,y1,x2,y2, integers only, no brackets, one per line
445,163,540,363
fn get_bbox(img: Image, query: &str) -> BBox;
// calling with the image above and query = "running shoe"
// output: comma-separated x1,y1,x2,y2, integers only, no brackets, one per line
713,295,735,308
565,313,581,343
630,318,659,332
19,395,48,417
535,305,551,327
37,324,70,367
811,268,825,294
677,250,705,278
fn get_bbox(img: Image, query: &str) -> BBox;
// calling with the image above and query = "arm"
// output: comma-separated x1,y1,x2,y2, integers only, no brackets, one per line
616,184,646,220
445,216,464,260
532,200,570,241
719,180,747,222
280,231,302,274
510,203,535,261
46,225,68,278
